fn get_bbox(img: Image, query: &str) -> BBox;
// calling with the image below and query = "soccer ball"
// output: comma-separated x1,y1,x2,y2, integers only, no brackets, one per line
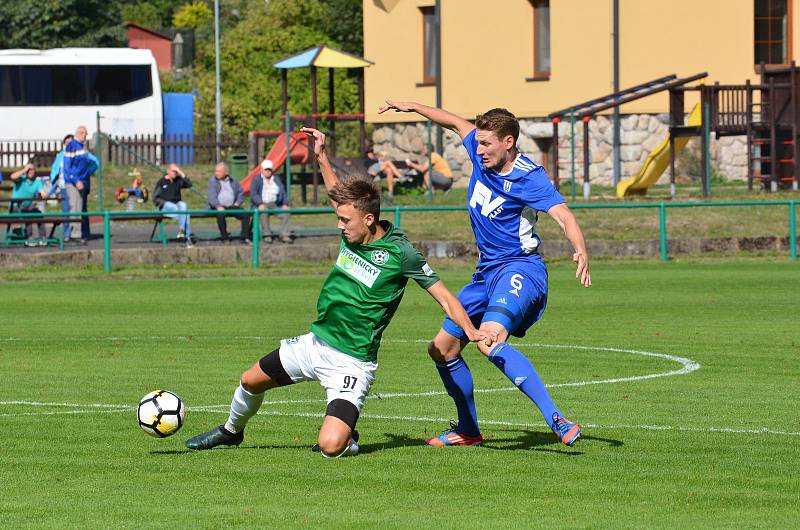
137,390,186,438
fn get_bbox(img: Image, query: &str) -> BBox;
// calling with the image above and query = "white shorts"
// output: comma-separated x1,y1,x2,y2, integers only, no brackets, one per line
278,332,377,411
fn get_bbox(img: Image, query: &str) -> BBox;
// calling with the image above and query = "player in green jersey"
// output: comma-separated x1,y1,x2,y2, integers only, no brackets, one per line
185,128,493,457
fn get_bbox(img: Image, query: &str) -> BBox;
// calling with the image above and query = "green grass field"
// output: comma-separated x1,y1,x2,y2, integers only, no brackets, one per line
1,259,799,528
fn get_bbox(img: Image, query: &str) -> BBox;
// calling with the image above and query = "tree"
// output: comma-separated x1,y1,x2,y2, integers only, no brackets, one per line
120,0,187,30
0,0,126,49
320,0,363,55
120,3,163,29
172,1,213,29
189,0,362,138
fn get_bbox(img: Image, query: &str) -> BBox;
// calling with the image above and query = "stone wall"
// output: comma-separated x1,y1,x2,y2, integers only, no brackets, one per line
372,114,749,186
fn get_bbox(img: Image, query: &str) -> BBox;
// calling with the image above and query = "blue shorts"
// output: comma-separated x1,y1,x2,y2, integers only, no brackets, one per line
442,259,549,341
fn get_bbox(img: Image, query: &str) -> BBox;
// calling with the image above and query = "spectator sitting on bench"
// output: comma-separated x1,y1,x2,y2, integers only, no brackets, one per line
365,149,403,200
207,162,251,244
10,162,48,246
250,159,291,244
154,163,194,248
406,144,453,192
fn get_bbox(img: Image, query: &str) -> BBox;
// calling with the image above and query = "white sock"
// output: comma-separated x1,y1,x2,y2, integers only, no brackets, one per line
224,384,265,434
320,437,359,458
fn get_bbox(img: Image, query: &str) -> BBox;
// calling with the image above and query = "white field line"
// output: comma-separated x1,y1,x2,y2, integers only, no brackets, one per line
0,408,130,417
0,404,796,437
0,342,697,407
0,336,700,393
5,340,761,434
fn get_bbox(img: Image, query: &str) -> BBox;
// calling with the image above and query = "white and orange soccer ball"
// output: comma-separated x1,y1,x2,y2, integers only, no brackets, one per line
137,390,186,438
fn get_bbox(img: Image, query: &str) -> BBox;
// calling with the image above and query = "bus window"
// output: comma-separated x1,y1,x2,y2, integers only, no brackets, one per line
0,66,22,105
87,65,152,105
0,64,152,106
24,65,86,105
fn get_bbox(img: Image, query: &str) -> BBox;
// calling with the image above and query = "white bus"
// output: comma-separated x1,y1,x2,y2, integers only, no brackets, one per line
0,48,163,143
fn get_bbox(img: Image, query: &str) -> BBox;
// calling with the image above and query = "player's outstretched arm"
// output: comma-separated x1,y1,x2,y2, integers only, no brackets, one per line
301,127,338,193
547,204,592,288
378,99,476,140
426,280,495,347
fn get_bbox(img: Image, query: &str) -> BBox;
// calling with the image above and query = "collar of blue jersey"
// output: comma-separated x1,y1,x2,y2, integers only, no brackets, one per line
484,153,537,181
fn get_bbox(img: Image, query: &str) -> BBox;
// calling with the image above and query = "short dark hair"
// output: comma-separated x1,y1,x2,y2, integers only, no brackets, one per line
63,134,74,143
329,176,381,219
475,108,520,146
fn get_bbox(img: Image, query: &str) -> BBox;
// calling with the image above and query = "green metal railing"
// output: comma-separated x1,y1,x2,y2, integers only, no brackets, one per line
2,200,797,272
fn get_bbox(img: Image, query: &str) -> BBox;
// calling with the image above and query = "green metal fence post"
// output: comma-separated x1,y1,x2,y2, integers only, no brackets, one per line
790,200,797,260
394,206,401,229
285,114,293,205
252,209,261,269
103,211,111,273
570,112,576,201
96,111,104,211
659,202,668,261
703,102,712,197
427,121,433,205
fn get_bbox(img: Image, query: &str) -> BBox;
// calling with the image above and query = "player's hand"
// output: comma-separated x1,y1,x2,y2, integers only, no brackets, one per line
300,127,326,156
573,252,591,287
76,181,84,191
378,99,415,114
467,328,498,348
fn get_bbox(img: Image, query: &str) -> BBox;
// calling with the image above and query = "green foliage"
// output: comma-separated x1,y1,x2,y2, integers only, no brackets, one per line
159,69,196,94
190,0,362,137
319,0,363,55
172,1,213,29
0,0,126,48
121,0,187,29
120,2,163,29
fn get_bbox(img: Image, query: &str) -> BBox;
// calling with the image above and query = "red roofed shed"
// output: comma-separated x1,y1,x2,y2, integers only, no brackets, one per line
124,22,172,72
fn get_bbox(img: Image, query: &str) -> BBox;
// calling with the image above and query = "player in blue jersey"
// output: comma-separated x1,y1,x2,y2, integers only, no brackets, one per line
379,100,591,447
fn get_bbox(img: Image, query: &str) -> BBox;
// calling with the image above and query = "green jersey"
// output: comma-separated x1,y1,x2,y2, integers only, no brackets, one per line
310,220,439,362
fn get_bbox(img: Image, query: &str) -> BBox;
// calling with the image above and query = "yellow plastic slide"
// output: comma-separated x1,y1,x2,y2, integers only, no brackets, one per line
616,103,702,197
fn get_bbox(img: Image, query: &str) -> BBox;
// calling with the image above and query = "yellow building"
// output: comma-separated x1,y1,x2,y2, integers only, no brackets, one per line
364,0,798,121
364,0,798,184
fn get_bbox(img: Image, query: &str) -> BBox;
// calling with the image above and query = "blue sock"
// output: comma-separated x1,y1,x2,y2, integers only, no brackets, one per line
434,356,480,437
488,343,561,427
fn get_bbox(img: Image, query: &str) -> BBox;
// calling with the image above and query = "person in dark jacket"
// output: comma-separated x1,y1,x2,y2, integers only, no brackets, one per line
250,159,291,243
207,162,250,244
154,164,194,247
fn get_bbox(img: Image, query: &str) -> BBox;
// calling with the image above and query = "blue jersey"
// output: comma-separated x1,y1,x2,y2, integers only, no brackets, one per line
463,129,565,271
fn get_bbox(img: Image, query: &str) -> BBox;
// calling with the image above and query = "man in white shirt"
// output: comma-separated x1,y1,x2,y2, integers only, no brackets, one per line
250,159,291,243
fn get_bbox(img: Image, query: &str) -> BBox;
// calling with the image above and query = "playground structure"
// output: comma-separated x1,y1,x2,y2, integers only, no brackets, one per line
550,65,800,198
616,103,703,198
241,45,373,205
549,73,708,199
688,64,800,193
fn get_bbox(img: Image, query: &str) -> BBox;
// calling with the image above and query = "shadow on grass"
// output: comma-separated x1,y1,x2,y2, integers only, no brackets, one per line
480,429,623,454
150,430,622,456
358,432,421,454
150,443,311,455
